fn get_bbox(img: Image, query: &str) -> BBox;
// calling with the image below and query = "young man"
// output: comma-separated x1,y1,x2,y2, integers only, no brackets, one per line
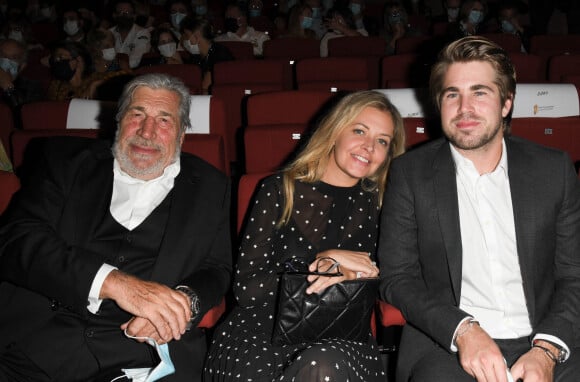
0,73,232,381
379,36,580,381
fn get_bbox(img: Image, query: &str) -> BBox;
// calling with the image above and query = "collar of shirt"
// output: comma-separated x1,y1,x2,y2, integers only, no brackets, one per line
110,159,180,230
449,139,509,187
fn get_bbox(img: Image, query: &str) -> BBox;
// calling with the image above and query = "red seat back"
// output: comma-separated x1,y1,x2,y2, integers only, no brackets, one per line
296,57,372,91
0,170,20,214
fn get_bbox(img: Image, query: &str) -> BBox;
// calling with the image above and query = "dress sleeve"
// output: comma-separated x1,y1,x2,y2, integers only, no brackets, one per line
234,176,284,308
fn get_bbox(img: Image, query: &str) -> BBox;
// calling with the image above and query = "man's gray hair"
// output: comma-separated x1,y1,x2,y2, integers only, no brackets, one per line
116,73,192,134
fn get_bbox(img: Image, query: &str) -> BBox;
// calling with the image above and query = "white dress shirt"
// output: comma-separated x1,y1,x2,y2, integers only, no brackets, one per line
86,159,180,313
450,140,569,357
109,24,151,68
214,26,270,56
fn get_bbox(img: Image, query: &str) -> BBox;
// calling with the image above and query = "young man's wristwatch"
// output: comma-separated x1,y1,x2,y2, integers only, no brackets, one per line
175,285,200,330
532,339,568,364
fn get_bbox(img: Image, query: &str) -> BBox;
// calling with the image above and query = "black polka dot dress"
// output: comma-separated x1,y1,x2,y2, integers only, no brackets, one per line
204,175,386,382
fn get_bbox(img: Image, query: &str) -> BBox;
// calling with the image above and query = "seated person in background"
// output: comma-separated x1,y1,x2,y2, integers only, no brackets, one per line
379,36,580,382
305,0,328,38
62,8,87,43
204,90,406,381
0,73,232,381
0,38,44,110
46,40,132,101
214,2,270,56
163,0,193,39
86,28,131,74
496,1,532,53
180,16,233,94
134,1,156,30
46,40,94,100
1,16,44,52
144,26,184,66
280,4,317,39
320,6,366,57
382,1,423,55
108,0,151,68
446,0,488,39
349,0,368,32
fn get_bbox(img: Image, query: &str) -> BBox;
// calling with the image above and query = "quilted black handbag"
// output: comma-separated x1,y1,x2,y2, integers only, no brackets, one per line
272,257,378,346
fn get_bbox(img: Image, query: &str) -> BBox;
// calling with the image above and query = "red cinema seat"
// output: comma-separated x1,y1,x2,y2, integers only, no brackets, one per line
217,41,255,60
295,57,372,91
243,90,333,173
0,170,20,214
212,60,291,163
263,38,320,61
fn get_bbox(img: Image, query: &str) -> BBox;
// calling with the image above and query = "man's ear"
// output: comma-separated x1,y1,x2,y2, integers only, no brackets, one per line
501,94,513,118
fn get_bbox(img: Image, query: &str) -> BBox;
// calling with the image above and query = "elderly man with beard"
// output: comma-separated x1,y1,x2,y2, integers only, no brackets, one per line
0,73,232,381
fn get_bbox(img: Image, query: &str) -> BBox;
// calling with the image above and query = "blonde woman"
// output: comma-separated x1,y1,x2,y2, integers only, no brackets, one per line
204,90,406,381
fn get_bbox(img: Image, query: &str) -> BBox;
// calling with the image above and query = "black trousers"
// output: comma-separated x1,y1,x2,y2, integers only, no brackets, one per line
408,337,580,382
0,342,147,382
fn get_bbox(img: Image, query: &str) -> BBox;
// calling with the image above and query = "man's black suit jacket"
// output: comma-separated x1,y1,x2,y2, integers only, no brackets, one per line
0,137,232,380
378,136,580,380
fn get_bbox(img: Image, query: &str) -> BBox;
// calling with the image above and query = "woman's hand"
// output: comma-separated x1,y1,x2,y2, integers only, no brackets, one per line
305,250,379,294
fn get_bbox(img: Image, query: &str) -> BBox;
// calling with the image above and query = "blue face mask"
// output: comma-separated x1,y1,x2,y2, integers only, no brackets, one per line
350,3,361,15
0,57,19,79
501,20,516,33
468,9,483,25
447,7,459,21
249,9,261,17
311,7,321,19
121,331,175,382
171,12,186,29
195,5,207,15
301,16,313,29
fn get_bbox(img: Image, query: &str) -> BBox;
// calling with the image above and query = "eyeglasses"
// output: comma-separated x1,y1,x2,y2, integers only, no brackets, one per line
283,257,343,277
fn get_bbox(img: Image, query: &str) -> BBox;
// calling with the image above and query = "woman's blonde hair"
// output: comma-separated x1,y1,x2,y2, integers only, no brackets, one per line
278,90,406,226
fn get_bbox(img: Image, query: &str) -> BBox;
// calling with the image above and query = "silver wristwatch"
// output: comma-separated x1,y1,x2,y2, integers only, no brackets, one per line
175,285,200,330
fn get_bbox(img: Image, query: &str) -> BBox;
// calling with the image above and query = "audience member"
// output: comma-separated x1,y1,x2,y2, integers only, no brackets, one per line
86,28,131,73
214,3,270,56
0,73,232,381
0,38,44,110
108,0,151,68
1,16,43,51
204,89,406,381
383,1,423,55
446,0,488,39
25,0,57,24
496,1,532,53
379,35,580,382
349,0,367,31
45,40,129,101
180,16,233,94
147,26,184,66
320,6,366,57
305,0,328,38
164,0,192,39
134,0,156,30
62,8,87,43
281,4,317,39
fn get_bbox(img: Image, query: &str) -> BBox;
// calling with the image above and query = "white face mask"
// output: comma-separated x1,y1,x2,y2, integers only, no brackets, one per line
171,12,186,29
158,42,177,58
102,47,117,61
63,20,80,36
120,331,175,382
0,57,19,79
183,39,200,55
8,30,23,42
40,6,52,18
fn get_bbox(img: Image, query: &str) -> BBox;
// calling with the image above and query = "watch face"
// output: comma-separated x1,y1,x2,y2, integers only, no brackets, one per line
558,348,568,363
